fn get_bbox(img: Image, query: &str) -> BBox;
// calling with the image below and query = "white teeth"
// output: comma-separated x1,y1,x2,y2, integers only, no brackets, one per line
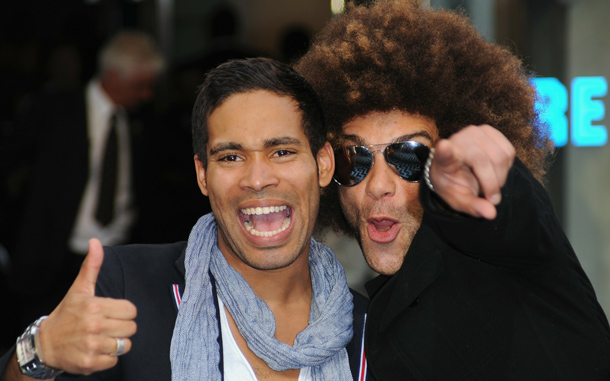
241,205,287,216
244,217,291,237
240,205,290,237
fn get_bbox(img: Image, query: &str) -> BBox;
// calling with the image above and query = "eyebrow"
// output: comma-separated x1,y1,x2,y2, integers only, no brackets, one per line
209,142,243,157
264,136,302,148
342,131,433,146
208,136,303,156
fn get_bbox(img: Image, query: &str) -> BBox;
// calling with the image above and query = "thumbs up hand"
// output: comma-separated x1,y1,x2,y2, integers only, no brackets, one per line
37,239,137,375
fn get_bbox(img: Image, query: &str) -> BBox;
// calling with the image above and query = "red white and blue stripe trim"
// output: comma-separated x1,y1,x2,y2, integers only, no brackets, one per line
172,284,182,311
358,313,368,381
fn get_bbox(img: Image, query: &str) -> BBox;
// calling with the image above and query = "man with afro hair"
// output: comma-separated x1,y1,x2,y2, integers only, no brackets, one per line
296,0,610,379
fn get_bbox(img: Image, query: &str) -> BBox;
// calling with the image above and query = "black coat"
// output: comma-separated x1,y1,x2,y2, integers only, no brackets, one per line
365,159,610,380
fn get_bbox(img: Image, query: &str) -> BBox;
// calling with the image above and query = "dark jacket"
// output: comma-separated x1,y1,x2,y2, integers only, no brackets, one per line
1,241,369,380
365,159,610,380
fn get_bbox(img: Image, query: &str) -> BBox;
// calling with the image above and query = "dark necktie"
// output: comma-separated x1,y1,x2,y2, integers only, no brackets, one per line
95,113,119,226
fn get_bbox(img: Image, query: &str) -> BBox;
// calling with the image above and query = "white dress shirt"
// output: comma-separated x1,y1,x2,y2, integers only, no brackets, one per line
69,80,135,254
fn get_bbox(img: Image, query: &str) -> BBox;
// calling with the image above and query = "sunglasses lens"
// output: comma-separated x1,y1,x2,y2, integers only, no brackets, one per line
334,141,430,186
385,142,430,182
334,146,373,186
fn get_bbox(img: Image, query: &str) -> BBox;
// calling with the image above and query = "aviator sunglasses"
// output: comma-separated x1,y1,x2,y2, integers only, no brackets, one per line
333,141,431,187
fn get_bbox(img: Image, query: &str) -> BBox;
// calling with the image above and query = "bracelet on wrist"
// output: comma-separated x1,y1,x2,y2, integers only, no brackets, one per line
423,147,436,192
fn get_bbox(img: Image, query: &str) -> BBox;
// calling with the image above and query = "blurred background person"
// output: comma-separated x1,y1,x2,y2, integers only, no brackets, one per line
1,30,164,335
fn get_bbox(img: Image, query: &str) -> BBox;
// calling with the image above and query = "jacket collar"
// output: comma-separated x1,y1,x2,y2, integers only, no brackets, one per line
174,242,187,278
366,219,445,332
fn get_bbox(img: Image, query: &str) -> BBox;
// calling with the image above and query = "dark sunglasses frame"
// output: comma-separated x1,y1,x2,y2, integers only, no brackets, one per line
333,141,431,187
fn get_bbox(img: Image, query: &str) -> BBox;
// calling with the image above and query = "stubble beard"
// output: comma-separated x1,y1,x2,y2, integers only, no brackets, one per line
340,198,424,275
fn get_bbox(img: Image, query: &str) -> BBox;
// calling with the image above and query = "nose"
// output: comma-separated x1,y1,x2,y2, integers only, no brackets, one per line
364,151,397,199
238,155,280,191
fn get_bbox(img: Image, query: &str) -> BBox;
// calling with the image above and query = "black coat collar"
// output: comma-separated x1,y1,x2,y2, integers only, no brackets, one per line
366,219,445,332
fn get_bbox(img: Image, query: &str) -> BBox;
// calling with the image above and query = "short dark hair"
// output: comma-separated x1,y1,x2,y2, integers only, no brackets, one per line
192,57,326,167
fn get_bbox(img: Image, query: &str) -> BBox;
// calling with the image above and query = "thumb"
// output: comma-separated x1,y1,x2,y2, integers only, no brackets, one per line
72,238,104,296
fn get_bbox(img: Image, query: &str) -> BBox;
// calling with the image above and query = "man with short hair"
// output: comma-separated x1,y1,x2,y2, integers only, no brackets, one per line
297,0,610,379
1,57,367,381
3,30,165,330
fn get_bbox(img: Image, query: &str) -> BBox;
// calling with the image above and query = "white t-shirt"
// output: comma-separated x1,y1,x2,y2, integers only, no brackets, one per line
218,297,312,381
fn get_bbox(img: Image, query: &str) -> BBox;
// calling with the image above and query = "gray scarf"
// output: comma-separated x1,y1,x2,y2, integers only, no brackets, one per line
170,213,354,380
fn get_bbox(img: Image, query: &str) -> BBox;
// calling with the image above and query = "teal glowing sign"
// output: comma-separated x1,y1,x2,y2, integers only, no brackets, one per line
533,76,607,147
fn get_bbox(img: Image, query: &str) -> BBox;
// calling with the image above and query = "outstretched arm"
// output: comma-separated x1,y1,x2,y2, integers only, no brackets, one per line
2,239,137,380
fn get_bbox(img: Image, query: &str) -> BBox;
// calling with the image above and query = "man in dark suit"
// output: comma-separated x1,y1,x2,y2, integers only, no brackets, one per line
2,30,164,330
297,1,610,379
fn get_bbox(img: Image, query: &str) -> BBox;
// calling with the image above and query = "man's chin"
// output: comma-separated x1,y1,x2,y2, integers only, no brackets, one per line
363,246,405,275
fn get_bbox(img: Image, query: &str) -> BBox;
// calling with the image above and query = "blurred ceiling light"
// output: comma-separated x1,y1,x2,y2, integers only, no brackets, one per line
331,0,345,15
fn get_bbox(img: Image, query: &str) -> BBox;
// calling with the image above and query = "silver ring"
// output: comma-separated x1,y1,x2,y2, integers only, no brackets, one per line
112,337,126,356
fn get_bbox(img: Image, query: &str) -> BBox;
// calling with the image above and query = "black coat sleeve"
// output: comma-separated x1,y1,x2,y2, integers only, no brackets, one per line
420,158,573,269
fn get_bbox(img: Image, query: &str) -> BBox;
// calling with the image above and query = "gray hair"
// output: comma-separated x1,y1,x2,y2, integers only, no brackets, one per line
98,30,164,78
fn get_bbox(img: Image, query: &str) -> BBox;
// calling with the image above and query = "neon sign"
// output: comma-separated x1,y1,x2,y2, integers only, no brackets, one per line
532,76,607,147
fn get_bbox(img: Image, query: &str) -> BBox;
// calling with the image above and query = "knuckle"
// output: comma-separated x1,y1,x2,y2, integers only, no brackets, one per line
124,338,133,353
78,354,97,373
83,319,103,334
490,152,506,169
127,303,138,318
83,335,103,352
470,150,488,167
496,148,515,169
128,321,138,335
83,299,103,315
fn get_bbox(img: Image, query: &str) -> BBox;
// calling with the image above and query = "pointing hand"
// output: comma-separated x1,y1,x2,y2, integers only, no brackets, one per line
428,125,516,219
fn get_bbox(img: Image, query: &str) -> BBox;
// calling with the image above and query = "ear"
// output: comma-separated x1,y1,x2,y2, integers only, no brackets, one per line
316,141,335,187
194,155,209,196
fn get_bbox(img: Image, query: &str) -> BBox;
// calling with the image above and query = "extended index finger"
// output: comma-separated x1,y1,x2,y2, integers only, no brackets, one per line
469,126,515,204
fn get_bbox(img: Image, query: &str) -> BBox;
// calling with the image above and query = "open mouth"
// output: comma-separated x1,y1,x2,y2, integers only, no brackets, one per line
371,219,395,232
367,217,400,243
240,205,291,237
